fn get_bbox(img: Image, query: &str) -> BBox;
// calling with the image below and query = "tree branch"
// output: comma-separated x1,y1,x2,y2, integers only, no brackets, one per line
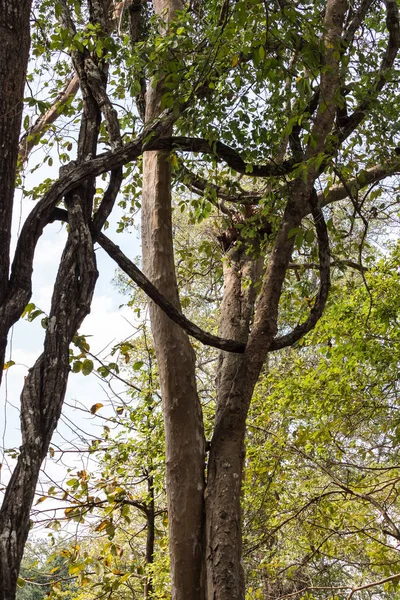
346,573,400,600
157,137,294,176
96,232,246,353
306,0,347,157
342,0,375,47
270,189,331,351
288,259,367,273
319,157,400,207
177,159,261,216
19,74,80,163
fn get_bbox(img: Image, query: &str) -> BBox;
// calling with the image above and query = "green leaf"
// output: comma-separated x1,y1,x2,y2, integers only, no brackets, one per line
82,359,94,376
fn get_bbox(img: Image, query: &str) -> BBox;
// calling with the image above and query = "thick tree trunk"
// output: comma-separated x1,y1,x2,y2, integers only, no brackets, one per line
142,151,206,600
205,252,262,599
0,0,32,379
205,0,347,592
142,144,206,600
206,196,307,600
0,5,110,591
141,3,206,599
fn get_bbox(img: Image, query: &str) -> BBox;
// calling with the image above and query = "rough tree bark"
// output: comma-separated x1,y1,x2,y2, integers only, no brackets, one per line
205,251,263,598
141,1,206,598
0,0,398,598
0,2,122,597
0,193,98,599
0,0,32,382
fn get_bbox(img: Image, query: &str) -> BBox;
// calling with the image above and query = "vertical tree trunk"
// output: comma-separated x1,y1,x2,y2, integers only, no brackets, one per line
206,197,307,600
205,252,262,599
0,0,32,379
141,2,206,598
0,6,107,591
205,0,347,592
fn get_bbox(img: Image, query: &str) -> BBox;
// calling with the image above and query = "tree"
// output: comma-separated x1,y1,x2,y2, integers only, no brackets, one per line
1,0,400,599
16,538,78,600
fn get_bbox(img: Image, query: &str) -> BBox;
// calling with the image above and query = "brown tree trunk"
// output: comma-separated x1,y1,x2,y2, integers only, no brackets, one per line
141,3,206,599
0,4,112,592
206,196,307,600
0,0,32,379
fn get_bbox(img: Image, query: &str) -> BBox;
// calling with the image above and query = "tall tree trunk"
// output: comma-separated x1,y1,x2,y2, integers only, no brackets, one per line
0,4,110,590
205,251,262,599
205,0,347,593
206,196,308,600
0,0,32,380
141,2,206,599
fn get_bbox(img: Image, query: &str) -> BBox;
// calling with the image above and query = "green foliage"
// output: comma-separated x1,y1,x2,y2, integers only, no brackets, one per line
16,539,78,600
242,244,400,598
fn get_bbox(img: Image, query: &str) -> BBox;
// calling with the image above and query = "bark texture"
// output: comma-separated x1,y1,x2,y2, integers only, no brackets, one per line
142,142,206,600
0,0,32,380
141,3,206,600
0,193,98,599
206,252,262,599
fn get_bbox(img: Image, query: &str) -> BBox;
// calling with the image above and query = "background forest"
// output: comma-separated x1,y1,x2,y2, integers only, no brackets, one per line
1,0,400,599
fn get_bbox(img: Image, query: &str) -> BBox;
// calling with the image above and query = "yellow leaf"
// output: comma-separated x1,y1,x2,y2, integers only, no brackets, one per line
95,519,110,532
35,496,47,505
69,564,82,576
3,360,15,370
90,403,103,414
232,55,239,67
49,566,60,574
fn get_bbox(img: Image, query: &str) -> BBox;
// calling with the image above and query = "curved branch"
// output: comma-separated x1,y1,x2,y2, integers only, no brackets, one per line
270,189,331,351
346,574,400,600
6,121,399,357
91,169,123,236
343,0,375,47
96,232,246,354
319,157,400,207
288,259,367,273
150,137,294,176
